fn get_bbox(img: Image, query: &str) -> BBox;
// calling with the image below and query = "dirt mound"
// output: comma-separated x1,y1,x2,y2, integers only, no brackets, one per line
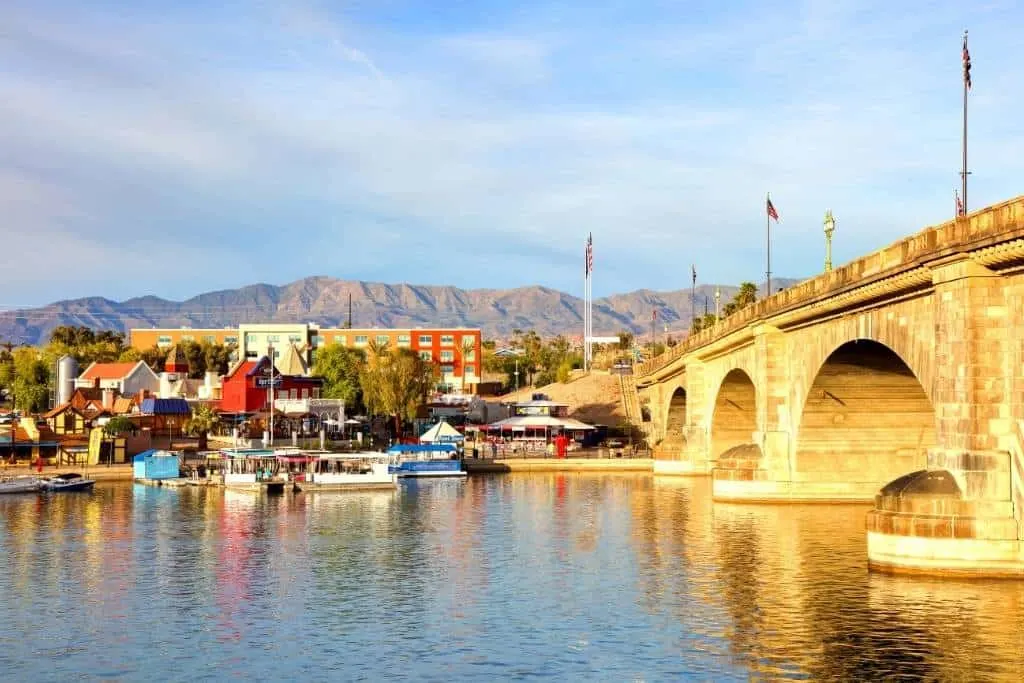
501,372,625,426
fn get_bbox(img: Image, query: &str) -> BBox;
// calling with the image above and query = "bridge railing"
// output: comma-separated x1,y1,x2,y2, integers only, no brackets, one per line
635,195,1024,378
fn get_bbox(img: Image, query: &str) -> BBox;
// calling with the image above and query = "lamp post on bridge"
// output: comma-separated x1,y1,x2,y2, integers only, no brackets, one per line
714,288,721,318
824,210,836,273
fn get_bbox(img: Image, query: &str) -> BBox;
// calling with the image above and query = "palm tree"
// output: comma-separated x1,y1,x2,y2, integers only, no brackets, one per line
185,404,221,451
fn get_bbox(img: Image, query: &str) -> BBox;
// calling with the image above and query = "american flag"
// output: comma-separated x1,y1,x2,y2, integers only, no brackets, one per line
585,233,593,276
766,196,779,221
963,32,972,90
956,189,964,217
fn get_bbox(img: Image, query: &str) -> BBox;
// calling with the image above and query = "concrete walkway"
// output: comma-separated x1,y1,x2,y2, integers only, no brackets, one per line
465,458,654,473
1,463,135,481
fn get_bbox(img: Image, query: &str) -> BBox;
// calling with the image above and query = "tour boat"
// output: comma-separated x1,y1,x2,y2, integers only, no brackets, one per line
387,443,466,478
296,452,397,492
219,448,293,494
0,475,44,494
39,473,96,492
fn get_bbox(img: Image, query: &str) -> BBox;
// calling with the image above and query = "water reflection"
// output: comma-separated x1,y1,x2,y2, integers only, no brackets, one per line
2,476,1024,680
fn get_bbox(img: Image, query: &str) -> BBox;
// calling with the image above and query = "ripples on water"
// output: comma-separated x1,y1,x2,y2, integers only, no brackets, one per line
2,475,1024,681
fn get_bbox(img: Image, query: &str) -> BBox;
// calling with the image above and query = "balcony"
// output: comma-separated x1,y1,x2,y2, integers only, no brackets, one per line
273,397,345,416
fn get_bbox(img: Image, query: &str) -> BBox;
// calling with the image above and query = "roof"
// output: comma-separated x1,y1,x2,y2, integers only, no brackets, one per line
140,398,191,415
484,415,595,430
42,403,83,419
276,344,308,376
112,397,136,414
71,388,103,410
419,421,465,443
132,449,180,463
79,362,142,381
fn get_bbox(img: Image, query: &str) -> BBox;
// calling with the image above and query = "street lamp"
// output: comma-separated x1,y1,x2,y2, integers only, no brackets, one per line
714,288,721,318
824,209,836,272
513,358,519,393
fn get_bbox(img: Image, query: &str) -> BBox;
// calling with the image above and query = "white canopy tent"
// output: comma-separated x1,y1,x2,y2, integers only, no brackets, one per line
419,420,465,443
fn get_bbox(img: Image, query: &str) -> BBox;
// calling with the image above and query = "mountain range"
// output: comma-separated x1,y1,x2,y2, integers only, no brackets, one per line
0,276,801,345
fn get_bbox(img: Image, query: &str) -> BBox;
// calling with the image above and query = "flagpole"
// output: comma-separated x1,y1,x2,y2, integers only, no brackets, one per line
961,30,969,215
766,193,772,297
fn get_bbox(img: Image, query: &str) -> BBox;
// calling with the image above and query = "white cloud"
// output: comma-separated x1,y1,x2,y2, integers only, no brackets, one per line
0,0,1022,305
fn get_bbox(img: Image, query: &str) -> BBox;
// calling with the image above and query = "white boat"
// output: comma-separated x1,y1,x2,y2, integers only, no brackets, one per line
297,452,397,492
219,448,292,494
39,473,96,492
0,475,43,494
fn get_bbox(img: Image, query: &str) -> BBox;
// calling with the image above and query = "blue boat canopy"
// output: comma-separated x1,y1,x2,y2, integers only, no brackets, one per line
141,398,191,415
132,449,180,462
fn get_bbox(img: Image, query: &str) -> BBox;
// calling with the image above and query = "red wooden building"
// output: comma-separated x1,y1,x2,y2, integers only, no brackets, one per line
219,356,324,414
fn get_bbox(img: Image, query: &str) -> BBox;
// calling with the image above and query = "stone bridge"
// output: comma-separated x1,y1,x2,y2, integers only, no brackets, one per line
630,196,1024,576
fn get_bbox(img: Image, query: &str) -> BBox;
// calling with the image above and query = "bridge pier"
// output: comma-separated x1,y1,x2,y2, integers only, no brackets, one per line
866,258,1024,576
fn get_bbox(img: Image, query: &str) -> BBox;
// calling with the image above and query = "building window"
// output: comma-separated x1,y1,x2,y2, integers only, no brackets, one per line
397,335,411,346
277,389,288,400
440,350,454,362
375,335,390,346
354,335,368,345
418,335,432,345
464,349,476,361
182,335,194,342
440,335,454,346
290,388,298,399
246,334,258,344
440,364,454,374
312,335,324,346
301,388,308,399
225,336,238,345
157,335,172,346
267,335,280,343
203,335,215,343
334,335,347,345
288,334,302,343
273,350,280,358
419,351,432,362
465,365,476,376
313,388,320,399
461,335,475,347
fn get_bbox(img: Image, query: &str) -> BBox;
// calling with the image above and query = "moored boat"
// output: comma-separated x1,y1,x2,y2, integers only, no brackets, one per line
39,473,96,492
297,452,397,492
387,443,466,478
0,475,44,494
219,448,293,494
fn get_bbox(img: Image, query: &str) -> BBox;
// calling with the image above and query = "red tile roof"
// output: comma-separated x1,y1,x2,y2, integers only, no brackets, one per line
79,362,140,381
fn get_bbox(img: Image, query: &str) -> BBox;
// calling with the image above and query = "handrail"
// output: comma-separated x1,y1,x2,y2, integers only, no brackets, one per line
636,196,1024,378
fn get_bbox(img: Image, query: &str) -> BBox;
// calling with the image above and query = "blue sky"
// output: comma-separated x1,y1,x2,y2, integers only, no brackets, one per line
2,0,1022,306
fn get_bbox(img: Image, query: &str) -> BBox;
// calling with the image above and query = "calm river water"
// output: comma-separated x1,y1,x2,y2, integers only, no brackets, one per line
2,474,1024,681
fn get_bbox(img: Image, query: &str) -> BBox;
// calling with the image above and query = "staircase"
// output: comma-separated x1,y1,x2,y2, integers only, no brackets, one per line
619,373,642,427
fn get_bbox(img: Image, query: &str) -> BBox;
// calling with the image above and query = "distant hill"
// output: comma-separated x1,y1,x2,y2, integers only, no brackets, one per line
0,276,803,345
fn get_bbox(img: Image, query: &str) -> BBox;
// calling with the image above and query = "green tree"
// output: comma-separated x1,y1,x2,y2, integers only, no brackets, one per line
618,330,635,351
311,344,365,408
359,347,432,438
103,416,138,437
9,347,50,413
137,345,167,373
185,404,221,450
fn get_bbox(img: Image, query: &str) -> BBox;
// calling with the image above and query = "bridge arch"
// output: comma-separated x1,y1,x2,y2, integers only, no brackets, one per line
792,339,937,484
709,368,757,461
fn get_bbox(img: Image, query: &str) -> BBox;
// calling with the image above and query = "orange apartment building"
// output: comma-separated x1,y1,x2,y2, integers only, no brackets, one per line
128,325,483,392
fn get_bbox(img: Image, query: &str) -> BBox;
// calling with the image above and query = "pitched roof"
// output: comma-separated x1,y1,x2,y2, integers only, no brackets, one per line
277,344,308,376
79,362,142,381
42,403,84,419
225,359,259,379
140,398,190,415
70,388,104,410
112,397,136,414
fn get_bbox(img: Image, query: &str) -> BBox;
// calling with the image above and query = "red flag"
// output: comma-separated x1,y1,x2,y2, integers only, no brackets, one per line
766,196,779,221
963,32,972,90
652,309,657,321
956,190,964,217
